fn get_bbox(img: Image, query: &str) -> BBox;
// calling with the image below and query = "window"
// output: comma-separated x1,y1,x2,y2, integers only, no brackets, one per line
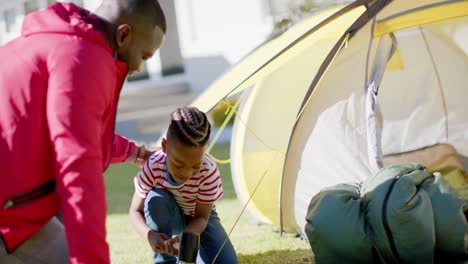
3,8,16,33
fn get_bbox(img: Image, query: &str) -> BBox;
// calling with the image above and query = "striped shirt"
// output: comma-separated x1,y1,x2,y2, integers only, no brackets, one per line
133,150,224,216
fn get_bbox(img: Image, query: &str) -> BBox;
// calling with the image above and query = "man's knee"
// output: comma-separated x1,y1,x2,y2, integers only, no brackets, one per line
0,217,69,264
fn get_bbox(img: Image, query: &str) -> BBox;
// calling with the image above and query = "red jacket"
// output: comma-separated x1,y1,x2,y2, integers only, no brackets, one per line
0,3,135,263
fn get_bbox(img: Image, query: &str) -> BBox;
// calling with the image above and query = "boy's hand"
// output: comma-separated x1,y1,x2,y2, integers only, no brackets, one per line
165,235,181,256
148,230,170,253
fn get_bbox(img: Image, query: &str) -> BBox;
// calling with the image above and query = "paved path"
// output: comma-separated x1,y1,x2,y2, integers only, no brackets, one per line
116,82,194,142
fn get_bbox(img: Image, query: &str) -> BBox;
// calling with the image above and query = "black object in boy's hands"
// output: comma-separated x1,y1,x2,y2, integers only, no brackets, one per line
178,232,199,264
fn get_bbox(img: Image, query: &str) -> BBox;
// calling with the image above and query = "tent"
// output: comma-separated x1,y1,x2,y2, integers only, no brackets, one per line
192,0,468,236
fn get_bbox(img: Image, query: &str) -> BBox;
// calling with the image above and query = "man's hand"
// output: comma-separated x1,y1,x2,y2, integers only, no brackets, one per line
126,144,158,168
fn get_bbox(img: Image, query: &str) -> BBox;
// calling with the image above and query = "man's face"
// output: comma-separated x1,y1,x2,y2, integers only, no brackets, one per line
116,25,165,75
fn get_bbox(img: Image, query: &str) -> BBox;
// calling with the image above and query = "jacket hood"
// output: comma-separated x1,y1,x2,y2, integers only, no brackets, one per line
21,2,111,52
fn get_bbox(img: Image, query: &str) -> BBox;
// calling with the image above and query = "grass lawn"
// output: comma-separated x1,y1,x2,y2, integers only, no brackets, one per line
104,143,314,263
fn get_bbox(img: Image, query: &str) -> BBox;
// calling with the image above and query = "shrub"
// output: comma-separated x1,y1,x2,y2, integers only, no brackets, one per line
211,99,238,128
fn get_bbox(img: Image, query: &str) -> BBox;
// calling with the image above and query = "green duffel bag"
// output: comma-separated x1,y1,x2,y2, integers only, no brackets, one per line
361,164,435,264
421,172,467,262
305,182,375,263
305,163,467,264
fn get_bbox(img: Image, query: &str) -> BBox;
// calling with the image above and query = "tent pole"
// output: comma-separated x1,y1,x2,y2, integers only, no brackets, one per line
419,27,449,143
297,0,393,112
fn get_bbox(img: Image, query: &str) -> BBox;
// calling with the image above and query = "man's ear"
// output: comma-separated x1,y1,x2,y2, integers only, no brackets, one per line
115,24,132,49
161,138,167,153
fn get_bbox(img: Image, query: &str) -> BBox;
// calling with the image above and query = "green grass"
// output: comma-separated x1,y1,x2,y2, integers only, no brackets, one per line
104,143,314,263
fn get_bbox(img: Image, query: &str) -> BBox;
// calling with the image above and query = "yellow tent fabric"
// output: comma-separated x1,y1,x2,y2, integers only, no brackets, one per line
374,1,468,37
191,0,468,236
191,3,357,112
230,7,366,230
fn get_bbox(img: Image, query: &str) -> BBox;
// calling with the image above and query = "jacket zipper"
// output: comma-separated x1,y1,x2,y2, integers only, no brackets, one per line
3,180,55,209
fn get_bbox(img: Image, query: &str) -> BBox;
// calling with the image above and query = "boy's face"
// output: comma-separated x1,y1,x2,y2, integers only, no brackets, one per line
162,135,206,184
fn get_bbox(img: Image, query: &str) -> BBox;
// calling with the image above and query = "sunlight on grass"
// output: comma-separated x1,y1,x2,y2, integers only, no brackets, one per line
238,250,313,264
104,143,314,263
107,214,150,263
215,199,313,263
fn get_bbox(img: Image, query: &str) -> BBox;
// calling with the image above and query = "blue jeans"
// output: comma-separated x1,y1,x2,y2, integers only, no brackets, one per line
144,188,238,264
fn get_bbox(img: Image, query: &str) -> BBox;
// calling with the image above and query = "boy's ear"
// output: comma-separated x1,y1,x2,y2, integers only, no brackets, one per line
161,138,167,153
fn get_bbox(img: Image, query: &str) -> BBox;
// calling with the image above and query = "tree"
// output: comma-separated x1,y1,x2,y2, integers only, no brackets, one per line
270,0,349,39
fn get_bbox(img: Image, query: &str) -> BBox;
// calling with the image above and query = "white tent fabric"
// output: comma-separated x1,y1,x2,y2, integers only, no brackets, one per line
379,18,468,156
288,7,468,235
292,92,373,233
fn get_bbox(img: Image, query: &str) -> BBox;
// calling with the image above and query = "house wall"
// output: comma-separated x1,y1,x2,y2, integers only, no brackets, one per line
0,0,275,94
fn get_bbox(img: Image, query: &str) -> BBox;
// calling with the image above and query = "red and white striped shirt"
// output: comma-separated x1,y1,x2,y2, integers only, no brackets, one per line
133,150,224,216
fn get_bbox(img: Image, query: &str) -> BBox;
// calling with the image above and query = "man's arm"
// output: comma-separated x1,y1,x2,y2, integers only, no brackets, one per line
112,134,158,167
111,133,136,163
47,43,114,264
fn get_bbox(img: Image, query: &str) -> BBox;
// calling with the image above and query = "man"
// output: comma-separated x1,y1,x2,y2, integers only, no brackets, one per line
0,0,166,263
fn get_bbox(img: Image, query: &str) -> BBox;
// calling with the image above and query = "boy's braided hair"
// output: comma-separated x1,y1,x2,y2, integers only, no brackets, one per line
169,106,211,147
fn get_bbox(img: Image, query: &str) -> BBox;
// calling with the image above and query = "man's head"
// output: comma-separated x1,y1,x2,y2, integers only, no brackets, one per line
162,107,212,184
96,0,166,75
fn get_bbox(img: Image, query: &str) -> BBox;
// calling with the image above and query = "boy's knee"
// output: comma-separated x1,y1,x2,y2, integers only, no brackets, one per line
144,188,178,219
147,188,172,198
143,188,185,235
145,189,173,208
